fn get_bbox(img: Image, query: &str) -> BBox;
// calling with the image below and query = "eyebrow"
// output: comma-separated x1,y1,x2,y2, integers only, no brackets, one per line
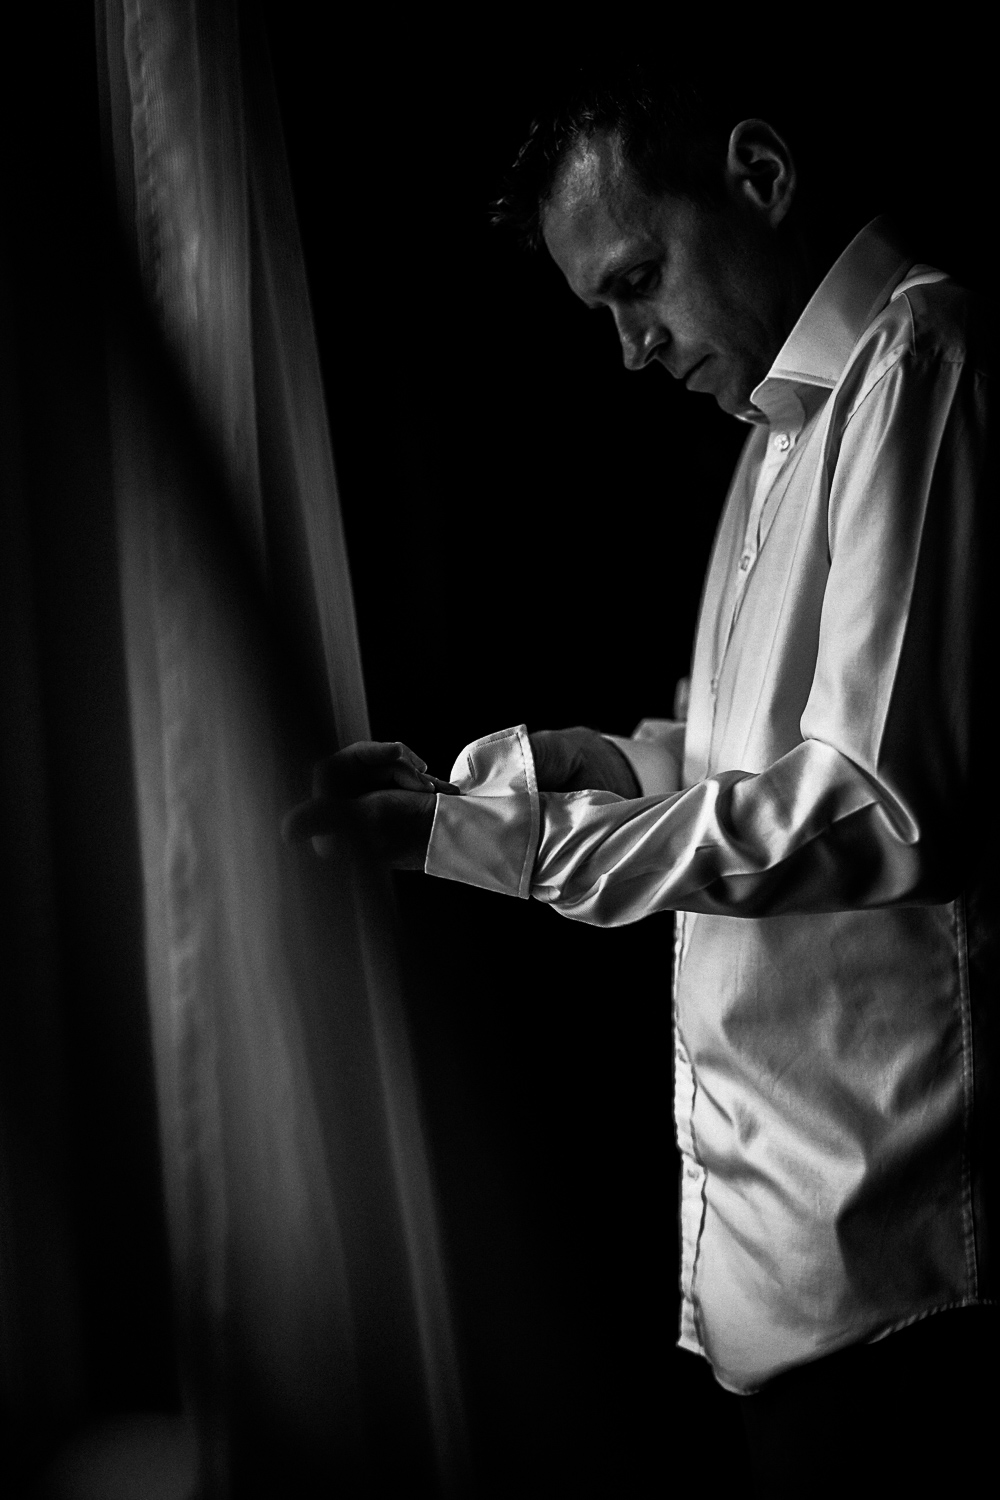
589,251,652,302
592,259,630,299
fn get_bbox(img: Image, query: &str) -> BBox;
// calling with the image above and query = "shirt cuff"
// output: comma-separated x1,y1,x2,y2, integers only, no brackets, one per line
424,724,540,898
602,719,685,797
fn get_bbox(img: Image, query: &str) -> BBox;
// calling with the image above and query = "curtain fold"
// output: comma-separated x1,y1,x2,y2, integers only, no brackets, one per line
97,2,466,1494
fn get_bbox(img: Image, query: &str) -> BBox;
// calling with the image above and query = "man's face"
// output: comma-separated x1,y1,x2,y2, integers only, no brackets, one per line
541,131,800,419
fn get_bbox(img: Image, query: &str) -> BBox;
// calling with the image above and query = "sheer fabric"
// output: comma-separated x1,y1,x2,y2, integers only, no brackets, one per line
98,2,465,1492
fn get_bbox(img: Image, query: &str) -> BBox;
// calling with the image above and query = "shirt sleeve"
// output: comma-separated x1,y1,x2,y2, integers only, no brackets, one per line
427,345,989,927
424,724,541,898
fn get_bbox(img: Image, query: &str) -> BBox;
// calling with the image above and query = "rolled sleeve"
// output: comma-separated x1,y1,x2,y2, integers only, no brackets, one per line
424,724,540,898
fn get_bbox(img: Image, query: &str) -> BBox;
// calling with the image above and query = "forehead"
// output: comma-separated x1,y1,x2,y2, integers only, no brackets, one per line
541,131,662,300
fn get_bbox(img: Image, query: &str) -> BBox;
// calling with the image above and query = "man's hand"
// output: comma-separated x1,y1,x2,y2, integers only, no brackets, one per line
529,726,641,797
283,740,458,869
298,739,457,800
287,787,438,870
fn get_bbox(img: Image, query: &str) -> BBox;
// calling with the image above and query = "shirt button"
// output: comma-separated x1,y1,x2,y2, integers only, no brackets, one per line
685,1164,700,1181
739,552,752,571
773,431,791,451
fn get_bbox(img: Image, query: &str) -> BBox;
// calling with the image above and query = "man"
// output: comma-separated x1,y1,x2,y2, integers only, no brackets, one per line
287,75,997,1488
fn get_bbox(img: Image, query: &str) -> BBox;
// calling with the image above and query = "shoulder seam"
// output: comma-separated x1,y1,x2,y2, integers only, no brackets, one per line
841,342,976,429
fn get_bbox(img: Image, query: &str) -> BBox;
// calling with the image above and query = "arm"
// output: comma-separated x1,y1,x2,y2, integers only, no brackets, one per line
428,346,989,925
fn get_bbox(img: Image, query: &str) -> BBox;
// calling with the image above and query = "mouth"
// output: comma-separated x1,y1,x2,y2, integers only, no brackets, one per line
683,357,711,390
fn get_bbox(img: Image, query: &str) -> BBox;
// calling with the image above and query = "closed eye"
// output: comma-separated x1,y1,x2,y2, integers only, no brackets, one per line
625,264,661,296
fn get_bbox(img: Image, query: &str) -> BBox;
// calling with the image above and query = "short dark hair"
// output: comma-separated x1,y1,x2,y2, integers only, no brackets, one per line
491,65,744,250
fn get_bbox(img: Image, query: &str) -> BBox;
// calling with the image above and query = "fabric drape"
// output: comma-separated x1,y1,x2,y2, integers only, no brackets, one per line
97,2,466,1493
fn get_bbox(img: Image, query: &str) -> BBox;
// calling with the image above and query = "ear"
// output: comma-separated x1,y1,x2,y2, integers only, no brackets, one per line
725,119,796,227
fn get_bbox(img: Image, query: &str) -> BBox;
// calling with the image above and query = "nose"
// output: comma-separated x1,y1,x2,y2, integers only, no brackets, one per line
613,308,665,372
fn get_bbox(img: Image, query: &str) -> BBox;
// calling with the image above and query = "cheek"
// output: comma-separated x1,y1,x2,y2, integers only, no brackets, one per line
660,284,718,347
665,264,749,352
663,250,777,365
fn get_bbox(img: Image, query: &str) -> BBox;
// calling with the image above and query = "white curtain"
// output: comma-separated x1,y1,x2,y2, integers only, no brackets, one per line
97,2,466,1493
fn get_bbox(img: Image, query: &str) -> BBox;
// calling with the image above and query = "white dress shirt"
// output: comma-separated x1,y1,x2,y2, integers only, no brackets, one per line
424,220,996,1392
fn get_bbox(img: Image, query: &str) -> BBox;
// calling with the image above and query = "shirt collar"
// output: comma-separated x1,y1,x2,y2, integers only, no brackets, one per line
747,217,914,424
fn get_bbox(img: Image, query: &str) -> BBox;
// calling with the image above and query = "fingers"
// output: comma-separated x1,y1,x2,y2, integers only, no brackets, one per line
422,774,461,795
314,740,453,797
314,741,425,794
285,740,459,850
528,726,638,795
283,788,438,872
528,728,582,791
337,740,427,773
283,779,459,847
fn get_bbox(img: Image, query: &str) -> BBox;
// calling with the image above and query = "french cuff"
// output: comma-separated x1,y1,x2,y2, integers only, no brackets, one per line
603,719,685,798
425,724,540,899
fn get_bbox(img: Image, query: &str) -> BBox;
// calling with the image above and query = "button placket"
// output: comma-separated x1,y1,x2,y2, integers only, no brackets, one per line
738,422,799,583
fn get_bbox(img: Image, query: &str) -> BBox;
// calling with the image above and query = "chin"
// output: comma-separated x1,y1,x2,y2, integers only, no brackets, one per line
714,389,751,418
713,371,759,420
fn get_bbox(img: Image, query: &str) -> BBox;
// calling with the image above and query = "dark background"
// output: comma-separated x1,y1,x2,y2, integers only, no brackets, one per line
259,13,994,1496
1,8,991,1495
